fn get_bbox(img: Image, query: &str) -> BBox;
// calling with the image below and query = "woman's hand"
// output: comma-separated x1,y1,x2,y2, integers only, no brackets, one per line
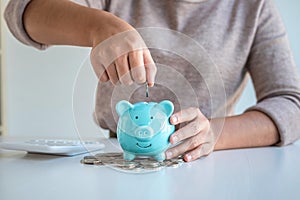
165,107,216,162
90,12,156,86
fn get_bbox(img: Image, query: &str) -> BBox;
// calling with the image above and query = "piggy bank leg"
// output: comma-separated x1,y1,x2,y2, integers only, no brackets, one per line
123,151,135,161
153,152,165,161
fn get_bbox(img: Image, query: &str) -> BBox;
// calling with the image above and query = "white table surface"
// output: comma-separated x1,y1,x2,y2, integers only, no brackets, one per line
0,138,300,200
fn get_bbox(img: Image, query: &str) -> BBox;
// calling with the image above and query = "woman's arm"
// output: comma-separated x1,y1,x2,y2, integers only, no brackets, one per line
23,0,126,47
214,111,279,150
23,0,156,86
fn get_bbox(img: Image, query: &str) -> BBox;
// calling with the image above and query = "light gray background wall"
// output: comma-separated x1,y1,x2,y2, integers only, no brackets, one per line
1,0,299,138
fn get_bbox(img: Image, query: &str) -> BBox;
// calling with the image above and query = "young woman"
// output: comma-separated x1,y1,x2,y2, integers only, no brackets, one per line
5,0,300,162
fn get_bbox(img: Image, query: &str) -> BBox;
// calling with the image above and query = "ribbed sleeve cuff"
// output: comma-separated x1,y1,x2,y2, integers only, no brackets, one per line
4,0,48,50
246,96,300,146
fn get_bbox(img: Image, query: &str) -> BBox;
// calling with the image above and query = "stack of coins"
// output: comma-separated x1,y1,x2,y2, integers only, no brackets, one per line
80,152,184,173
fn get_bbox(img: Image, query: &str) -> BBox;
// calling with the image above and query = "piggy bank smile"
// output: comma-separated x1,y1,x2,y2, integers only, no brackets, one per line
136,142,152,149
116,100,175,161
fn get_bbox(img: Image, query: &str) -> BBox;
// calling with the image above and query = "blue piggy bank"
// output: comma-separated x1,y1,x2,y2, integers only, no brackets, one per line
116,100,175,161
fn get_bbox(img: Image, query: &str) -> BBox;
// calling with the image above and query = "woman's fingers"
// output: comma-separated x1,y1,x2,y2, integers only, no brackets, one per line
170,107,202,125
169,118,210,144
91,45,156,86
90,52,109,82
115,54,133,85
169,107,210,144
99,49,156,86
100,70,109,82
185,143,212,162
165,106,214,162
143,49,157,87
166,133,208,160
128,50,146,84
90,21,156,86
106,63,119,85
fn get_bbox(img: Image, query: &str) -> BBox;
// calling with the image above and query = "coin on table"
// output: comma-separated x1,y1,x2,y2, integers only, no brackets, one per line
119,163,139,170
81,156,97,165
112,160,138,169
94,153,122,164
140,160,162,168
95,153,122,158
163,159,173,167
95,152,123,158
166,161,181,168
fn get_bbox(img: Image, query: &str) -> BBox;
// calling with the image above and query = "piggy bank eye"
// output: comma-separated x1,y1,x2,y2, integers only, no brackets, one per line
135,116,138,119
150,116,154,119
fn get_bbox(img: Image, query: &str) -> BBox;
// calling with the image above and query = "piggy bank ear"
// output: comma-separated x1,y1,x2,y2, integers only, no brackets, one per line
116,100,133,116
158,100,174,117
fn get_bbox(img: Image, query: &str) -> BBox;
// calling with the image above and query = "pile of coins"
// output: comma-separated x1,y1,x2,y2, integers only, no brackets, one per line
81,152,184,173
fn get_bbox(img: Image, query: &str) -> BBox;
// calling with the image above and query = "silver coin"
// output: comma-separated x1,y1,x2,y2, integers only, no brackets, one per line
112,160,137,168
145,82,149,97
166,161,181,168
100,159,115,165
163,159,173,167
93,160,104,165
82,155,99,163
95,152,123,158
120,164,139,170
140,160,162,168
81,156,105,165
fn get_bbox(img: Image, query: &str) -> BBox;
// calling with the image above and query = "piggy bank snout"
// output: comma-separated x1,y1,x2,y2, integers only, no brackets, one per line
135,126,154,140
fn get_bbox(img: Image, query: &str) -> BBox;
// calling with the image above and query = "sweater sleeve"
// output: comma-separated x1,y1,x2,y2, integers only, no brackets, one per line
245,0,300,146
3,0,107,50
